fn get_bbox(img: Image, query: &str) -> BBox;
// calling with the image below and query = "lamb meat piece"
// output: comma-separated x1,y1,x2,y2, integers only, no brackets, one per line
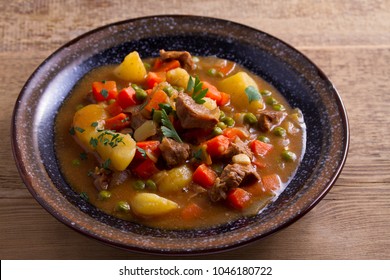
175,92,220,129
209,163,260,201
223,137,253,159
257,111,287,132
91,167,111,191
159,49,195,70
159,137,191,167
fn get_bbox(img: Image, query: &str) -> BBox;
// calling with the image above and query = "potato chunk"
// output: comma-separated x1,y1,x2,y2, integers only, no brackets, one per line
218,72,264,112
153,165,193,193
166,67,190,89
114,51,147,83
131,193,179,216
72,104,136,171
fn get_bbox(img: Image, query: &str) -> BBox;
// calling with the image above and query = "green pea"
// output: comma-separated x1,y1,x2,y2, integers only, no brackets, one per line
260,89,272,96
273,103,285,111
216,71,224,78
217,121,227,129
98,190,112,200
223,117,235,127
273,126,287,137
212,126,223,136
243,112,257,125
163,85,175,97
265,96,278,105
145,179,157,191
281,150,297,162
152,110,162,123
133,180,145,190
107,99,116,105
207,68,217,76
219,111,226,121
116,201,130,212
143,62,151,71
257,135,271,143
131,84,148,101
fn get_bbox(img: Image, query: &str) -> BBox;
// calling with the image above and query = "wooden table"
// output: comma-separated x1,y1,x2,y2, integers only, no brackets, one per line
1,0,389,260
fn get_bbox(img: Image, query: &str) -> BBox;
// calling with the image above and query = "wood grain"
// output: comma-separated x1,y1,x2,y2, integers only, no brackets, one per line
1,0,389,259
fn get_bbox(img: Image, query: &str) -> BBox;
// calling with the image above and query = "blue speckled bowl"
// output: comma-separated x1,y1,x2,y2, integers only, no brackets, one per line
11,15,349,255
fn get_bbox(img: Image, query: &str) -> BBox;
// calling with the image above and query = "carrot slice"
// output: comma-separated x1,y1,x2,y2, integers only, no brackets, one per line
261,174,281,194
104,113,130,131
144,90,168,112
92,81,117,102
227,188,252,210
205,135,230,157
192,164,217,189
181,202,203,220
250,140,273,157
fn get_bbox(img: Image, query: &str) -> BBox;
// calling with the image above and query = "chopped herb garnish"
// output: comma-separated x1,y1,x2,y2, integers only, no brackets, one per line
136,146,147,158
96,130,125,148
69,127,75,135
89,137,98,148
91,122,99,127
100,89,108,98
187,76,208,104
79,152,87,160
72,159,80,166
75,127,85,133
80,192,89,201
102,158,111,170
245,86,261,103
160,109,182,143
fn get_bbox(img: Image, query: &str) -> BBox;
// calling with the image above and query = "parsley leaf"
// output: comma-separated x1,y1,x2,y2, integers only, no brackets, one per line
187,76,208,104
245,86,261,103
80,192,89,202
160,109,182,143
100,89,108,98
102,158,111,170
91,122,99,127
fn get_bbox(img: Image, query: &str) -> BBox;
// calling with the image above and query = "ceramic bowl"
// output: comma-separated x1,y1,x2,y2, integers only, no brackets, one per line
12,15,349,255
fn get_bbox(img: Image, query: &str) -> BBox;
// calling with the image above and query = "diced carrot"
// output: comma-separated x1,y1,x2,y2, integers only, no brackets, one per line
217,61,236,75
104,113,130,131
145,71,165,89
160,60,180,72
132,159,160,179
92,81,118,102
250,140,273,157
218,91,230,106
205,135,230,157
261,174,281,194
153,58,163,70
223,127,250,140
252,158,267,169
181,202,203,220
192,164,217,189
144,89,168,112
202,81,222,104
135,141,161,161
105,100,123,116
227,188,252,210
117,87,138,109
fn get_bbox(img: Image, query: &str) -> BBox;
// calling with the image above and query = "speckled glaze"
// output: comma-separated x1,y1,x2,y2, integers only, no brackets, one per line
11,15,349,255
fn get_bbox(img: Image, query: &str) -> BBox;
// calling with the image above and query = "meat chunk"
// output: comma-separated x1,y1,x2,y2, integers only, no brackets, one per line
176,92,220,129
159,137,191,167
91,167,111,190
257,111,287,132
223,137,253,159
209,163,260,201
159,49,195,70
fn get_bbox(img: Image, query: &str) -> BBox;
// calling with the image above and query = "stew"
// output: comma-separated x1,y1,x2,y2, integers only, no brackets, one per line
55,50,306,229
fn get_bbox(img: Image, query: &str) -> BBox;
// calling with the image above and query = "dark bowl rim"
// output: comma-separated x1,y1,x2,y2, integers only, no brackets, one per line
11,14,350,255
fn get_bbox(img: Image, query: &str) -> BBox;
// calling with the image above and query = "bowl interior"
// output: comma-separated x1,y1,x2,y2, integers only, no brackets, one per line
12,15,348,254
